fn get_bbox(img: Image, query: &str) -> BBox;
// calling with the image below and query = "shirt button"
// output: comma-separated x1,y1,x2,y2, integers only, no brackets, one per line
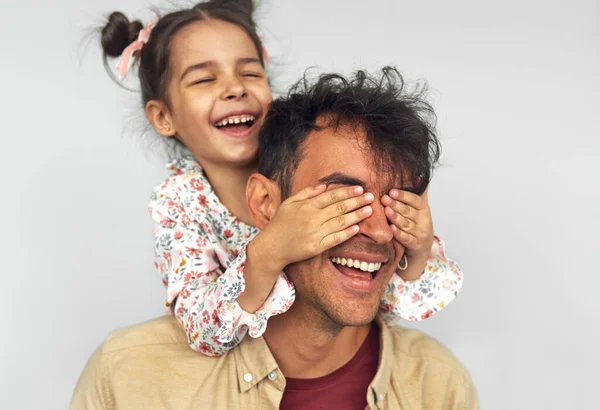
378,393,385,401
243,373,253,383
268,371,278,381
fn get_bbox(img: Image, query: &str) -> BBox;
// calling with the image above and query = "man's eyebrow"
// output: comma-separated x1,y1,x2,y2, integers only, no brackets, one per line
317,172,366,190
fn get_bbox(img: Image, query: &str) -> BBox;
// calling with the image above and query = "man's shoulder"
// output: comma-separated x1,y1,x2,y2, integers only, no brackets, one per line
386,324,470,377
101,315,189,355
378,324,478,408
71,317,236,409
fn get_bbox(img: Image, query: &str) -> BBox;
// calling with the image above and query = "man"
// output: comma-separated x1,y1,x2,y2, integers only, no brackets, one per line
71,67,477,410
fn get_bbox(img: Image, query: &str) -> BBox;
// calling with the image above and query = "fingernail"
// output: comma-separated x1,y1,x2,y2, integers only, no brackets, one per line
364,193,374,201
353,186,364,195
363,206,373,214
390,189,398,198
315,184,326,190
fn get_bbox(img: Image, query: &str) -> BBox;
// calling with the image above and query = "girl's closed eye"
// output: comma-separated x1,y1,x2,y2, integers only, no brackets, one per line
191,78,216,85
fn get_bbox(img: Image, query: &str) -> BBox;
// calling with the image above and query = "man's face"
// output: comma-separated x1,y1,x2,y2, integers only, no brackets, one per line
284,122,405,327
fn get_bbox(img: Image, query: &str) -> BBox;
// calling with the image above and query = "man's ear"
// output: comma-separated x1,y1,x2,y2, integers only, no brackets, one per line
145,99,177,137
246,174,281,230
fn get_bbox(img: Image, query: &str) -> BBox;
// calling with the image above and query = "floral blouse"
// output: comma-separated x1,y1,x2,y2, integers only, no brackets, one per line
149,158,463,356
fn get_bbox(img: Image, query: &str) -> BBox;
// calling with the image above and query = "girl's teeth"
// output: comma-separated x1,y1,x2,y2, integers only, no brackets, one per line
216,115,256,127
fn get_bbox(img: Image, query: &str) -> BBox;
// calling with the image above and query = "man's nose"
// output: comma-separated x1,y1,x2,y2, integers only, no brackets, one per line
221,76,247,100
357,197,394,244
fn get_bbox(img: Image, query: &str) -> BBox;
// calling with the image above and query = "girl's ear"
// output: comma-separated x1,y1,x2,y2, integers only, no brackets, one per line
246,173,281,230
145,100,176,137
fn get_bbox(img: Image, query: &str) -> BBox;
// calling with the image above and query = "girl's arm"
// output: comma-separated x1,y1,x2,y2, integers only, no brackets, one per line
153,221,295,355
150,189,295,356
379,236,463,323
379,189,464,322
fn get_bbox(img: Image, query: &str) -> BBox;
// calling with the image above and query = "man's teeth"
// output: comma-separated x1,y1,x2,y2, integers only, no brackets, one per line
215,115,256,127
330,257,382,273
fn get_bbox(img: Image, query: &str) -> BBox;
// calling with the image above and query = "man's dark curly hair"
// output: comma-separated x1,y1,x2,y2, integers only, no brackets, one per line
258,67,441,198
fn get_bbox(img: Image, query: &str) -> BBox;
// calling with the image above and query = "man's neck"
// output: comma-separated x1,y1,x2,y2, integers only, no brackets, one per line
263,300,372,379
200,160,257,226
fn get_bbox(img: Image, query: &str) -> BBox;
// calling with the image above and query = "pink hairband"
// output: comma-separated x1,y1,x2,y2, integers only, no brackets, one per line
116,17,158,79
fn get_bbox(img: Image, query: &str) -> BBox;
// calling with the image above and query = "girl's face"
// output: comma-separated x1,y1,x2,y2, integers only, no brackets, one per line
150,19,272,168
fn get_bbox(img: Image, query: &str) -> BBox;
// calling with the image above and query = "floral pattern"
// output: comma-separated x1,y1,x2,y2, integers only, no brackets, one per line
149,158,463,356
378,237,463,325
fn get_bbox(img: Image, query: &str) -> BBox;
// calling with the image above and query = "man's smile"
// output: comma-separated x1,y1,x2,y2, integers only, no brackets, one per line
326,248,391,293
330,257,382,275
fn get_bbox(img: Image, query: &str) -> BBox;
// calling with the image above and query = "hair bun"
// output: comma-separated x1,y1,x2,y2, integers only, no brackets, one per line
210,0,255,18
101,11,143,58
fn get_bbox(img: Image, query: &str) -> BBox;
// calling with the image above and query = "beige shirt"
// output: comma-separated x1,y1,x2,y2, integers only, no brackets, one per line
71,315,478,410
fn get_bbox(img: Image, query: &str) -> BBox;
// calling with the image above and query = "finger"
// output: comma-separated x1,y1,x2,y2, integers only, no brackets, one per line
319,225,360,251
286,184,327,203
322,192,375,218
385,206,414,231
306,184,328,199
390,224,419,249
391,222,432,251
389,189,426,210
322,205,373,232
382,195,417,222
313,185,364,209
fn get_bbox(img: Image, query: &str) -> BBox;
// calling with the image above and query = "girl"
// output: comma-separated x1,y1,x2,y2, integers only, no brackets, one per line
100,0,462,356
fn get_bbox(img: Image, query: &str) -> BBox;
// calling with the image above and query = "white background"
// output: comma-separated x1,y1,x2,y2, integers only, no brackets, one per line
1,0,598,409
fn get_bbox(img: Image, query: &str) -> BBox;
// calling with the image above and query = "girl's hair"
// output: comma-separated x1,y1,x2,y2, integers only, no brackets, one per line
100,0,264,107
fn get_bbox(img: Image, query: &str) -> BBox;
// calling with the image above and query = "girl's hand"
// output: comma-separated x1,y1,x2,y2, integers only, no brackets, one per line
260,184,375,272
381,188,434,281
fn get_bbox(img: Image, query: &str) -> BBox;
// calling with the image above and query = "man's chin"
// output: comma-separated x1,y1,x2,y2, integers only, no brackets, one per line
323,304,380,328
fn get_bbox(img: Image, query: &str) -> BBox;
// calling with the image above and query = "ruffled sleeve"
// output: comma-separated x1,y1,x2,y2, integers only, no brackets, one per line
210,244,295,340
149,159,295,356
379,236,463,323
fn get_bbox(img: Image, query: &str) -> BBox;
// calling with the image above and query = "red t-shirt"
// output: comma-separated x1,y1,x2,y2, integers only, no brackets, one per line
279,323,380,410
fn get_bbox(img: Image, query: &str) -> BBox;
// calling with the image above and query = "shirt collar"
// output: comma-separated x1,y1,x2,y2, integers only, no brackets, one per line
234,315,393,399
367,315,394,408
233,332,282,393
